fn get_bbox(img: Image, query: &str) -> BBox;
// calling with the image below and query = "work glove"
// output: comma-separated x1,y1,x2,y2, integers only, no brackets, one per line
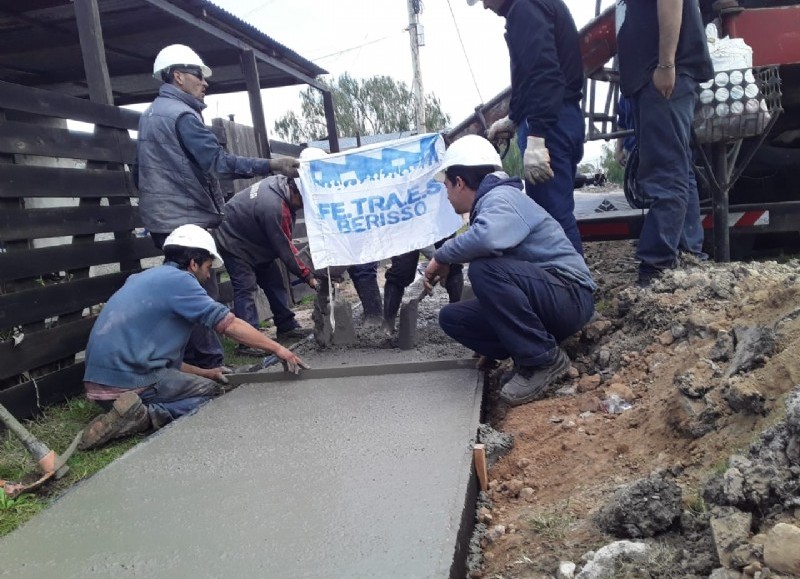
523,136,554,184
486,116,516,143
270,157,300,178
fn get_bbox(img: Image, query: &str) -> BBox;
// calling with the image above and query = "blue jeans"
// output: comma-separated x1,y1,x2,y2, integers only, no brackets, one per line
140,368,220,428
439,257,594,367
219,248,299,333
151,232,224,369
348,262,378,282
632,74,702,271
517,102,585,255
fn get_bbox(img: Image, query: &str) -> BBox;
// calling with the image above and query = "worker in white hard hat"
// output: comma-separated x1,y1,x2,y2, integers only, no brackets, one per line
135,44,300,371
424,135,595,407
79,224,309,450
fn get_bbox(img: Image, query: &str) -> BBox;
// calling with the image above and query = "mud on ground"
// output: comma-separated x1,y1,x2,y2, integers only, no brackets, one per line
290,244,800,578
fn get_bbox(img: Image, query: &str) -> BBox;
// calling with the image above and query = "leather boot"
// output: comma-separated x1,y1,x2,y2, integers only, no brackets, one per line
353,277,383,325
382,282,405,333
444,270,464,304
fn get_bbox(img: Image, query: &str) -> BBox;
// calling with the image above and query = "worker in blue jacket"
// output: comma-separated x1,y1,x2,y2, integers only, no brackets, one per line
424,136,595,406
470,0,586,255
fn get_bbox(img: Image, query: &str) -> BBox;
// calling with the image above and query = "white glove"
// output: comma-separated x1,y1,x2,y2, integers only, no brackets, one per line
486,116,516,142
523,136,554,184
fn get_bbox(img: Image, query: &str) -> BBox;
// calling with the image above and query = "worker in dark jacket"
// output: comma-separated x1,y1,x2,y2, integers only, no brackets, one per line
471,0,585,255
213,176,316,353
425,135,595,406
616,0,712,285
136,44,299,369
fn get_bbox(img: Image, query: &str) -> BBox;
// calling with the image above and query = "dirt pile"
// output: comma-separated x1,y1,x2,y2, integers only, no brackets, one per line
472,240,800,579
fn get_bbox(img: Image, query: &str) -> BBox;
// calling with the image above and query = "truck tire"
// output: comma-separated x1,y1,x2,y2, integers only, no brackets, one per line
623,146,652,209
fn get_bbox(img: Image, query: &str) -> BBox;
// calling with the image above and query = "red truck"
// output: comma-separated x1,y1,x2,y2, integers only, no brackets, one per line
446,0,800,261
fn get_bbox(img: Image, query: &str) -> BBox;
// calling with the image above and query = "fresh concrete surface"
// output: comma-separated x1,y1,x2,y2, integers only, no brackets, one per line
0,365,482,579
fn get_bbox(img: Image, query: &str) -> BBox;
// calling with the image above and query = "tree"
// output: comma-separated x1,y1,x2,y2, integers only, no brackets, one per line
598,143,624,185
273,73,450,143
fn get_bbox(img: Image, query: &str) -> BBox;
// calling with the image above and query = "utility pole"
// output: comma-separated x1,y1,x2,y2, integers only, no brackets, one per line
406,0,426,133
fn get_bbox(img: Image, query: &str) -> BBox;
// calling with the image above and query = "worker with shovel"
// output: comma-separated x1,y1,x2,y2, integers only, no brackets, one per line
424,136,595,406
212,174,317,355
79,225,308,450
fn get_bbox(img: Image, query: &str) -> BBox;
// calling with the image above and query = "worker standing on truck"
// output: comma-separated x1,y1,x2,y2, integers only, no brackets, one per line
79,225,308,450
469,0,586,255
135,44,300,369
212,175,317,356
615,0,713,286
424,136,595,406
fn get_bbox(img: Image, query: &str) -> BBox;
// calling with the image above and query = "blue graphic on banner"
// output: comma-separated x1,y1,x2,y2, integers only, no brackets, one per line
305,133,442,189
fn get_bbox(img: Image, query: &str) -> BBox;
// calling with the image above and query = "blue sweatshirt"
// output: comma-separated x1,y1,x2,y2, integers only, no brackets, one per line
434,173,596,291
84,263,230,388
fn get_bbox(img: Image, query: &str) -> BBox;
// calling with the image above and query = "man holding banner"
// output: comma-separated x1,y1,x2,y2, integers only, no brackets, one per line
424,135,595,407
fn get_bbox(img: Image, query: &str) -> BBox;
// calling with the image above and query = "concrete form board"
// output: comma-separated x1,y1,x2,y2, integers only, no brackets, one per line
0,367,483,578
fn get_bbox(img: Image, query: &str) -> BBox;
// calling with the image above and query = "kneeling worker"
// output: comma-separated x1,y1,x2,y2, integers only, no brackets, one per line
79,225,308,450
424,136,595,406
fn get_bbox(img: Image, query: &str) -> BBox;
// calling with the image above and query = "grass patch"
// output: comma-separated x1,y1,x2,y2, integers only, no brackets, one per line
0,397,143,537
611,541,683,578
527,506,576,540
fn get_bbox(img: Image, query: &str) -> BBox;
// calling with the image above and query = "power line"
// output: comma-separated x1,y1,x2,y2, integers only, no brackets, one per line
311,32,402,63
445,0,483,103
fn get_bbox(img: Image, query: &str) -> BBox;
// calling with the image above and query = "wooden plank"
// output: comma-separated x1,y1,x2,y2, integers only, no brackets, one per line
0,120,136,164
0,237,160,281
0,163,135,199
0,81,140,131
241,49,270,158
0,205,142,241
0,317,95,381
74,0,114,106
0,363,85,421
0,271,132,328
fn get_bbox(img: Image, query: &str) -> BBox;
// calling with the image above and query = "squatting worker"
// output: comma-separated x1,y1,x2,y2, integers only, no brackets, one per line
79,225,308,450
424,136,595,406
135,44,300,369
469,0,586,255
616,0,713,286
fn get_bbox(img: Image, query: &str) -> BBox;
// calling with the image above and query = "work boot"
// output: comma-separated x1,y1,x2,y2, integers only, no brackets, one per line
235,345,264,357
382,282,405,333
78,391,151,450
444,270,464,304
499,348,571,407
353,277,383,326
276,326,313,342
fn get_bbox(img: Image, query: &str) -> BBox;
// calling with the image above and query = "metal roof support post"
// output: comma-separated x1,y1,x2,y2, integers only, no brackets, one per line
72,0,113,105
240,49,271,159
322,89,340,153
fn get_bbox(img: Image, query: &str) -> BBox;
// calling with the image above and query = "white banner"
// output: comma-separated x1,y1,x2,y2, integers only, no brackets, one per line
297,133,462,269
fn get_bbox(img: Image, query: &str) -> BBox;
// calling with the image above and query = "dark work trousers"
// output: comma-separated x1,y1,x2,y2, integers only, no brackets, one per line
150,232,225,369
517,101,585,255
217,248,299,333
632,74,701,273
385,240,463,290
348,261,378,282
438,257,594,368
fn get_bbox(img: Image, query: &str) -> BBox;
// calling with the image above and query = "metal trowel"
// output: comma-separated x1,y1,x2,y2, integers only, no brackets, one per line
397,285,433,350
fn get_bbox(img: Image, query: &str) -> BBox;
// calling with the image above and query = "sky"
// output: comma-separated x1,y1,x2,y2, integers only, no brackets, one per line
204,0,615,164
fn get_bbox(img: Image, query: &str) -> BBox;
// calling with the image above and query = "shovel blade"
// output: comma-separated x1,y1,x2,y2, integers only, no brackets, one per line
397,299,419,350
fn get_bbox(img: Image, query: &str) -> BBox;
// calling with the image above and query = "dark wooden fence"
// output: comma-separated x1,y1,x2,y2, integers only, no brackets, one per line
0,83,316,420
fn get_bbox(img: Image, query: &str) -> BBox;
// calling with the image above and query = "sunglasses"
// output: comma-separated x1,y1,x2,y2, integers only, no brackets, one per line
178,68,205,82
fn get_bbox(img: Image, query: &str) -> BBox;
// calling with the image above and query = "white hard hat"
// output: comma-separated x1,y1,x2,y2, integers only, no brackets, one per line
153,44,212,80
435,135,503,181
163,224,223,268
299,147,328,161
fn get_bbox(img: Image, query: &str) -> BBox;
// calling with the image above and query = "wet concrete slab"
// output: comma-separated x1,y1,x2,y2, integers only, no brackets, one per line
0,363,483,579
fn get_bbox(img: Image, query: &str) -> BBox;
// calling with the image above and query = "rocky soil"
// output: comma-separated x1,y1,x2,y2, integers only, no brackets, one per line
291,237,800,579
